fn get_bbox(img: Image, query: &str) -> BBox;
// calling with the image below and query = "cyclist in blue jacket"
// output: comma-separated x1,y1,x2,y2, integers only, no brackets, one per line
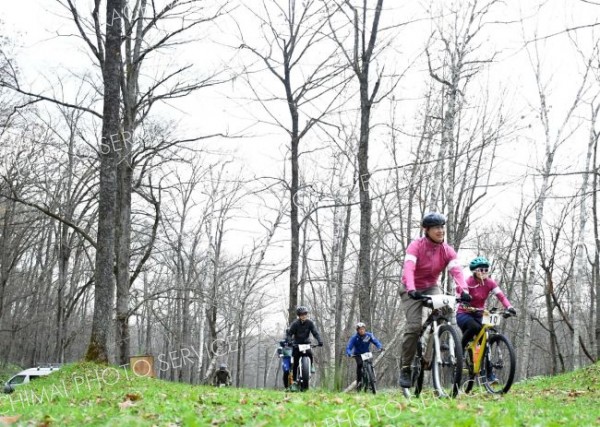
346,322,384,389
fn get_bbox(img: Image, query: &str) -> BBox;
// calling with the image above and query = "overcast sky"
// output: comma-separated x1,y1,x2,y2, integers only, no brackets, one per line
2,0,599,326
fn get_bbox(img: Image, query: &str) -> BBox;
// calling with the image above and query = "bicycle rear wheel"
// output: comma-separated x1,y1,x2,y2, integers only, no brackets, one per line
365,362,376,394
484,334,516,394
300,357,311,391
432,324,462,398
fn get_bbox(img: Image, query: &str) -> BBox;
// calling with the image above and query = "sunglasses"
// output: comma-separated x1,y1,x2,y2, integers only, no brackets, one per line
475,268,489,273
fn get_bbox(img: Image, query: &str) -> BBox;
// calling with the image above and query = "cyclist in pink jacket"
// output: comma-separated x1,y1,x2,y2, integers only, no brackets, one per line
457,256,516,349
399,212,471,388
456,256,516,383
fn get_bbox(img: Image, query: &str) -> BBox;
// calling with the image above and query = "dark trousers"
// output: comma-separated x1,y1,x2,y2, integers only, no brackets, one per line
354,357,364,383
456,313,483,349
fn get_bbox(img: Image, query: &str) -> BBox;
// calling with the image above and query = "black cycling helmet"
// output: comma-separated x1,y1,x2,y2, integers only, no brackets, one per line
356,322,366,330
421,212,446,228
296,306,309,315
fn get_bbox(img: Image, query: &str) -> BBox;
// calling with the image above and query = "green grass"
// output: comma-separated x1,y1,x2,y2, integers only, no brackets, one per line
0,364,22,385
0,361,598,426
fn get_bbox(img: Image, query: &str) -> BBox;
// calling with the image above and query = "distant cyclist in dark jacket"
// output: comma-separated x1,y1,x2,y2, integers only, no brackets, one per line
212,363,232,386
346,322,383,389
286,306,323,381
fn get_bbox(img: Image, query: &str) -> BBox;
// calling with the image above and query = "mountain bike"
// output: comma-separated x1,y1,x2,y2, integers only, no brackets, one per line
351,350,380,394
290,343,318,392
402,294,463,398
462,307,516,394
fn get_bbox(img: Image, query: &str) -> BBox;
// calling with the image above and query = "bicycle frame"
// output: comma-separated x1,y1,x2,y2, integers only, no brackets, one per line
462,306,517,394
403,294,462,398
422,296,458,370
466,310,502,374
352,352,376,393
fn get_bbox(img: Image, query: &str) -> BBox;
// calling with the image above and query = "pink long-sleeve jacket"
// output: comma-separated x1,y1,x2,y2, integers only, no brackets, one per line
401,236,468,294
456,276,511,313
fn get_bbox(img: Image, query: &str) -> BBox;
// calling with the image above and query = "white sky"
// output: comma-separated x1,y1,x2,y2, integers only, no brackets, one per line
2,0,600,326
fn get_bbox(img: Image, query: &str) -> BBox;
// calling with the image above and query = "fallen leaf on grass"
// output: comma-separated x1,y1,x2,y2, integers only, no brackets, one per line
37,415,52,427
332,397,344,404
567,390,586,397
456,403,468,410
0,416,20,425
119,399,136,410
125,392,142,401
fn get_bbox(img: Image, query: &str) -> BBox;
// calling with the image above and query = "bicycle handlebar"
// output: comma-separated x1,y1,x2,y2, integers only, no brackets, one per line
291,343,320,348
459,304,517,318
416,294,466,309
348,349,384,358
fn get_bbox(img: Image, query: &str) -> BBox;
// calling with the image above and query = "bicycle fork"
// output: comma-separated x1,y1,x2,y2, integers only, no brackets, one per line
423,320,456,369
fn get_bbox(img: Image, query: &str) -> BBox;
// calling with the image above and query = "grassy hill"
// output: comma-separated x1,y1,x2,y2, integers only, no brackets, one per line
0,361,598,426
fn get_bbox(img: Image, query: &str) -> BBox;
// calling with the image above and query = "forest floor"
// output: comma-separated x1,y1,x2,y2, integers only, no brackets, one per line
0,361,598,426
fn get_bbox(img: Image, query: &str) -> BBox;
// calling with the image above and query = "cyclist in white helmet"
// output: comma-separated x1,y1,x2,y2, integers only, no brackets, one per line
346,322,383,389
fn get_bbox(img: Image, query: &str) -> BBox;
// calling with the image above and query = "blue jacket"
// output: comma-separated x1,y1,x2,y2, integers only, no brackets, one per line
346,332,382,356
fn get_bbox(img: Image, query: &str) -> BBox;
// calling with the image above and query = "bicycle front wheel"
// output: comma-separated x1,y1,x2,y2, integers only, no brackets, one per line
463,348,476,394
432,324,462,398
300,357,310,391
365,362,376,394
484,334,516,394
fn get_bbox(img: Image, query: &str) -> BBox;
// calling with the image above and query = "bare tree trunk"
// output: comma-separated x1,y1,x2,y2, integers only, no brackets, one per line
238,0,343,324
85,0,124,363
543,263,559,374
519,39,590,378
55,220,70,363
594,128,600,359
290,134,300,323
334,187,353,390
572,102,599,369
115,153,132,365
338,0,384,325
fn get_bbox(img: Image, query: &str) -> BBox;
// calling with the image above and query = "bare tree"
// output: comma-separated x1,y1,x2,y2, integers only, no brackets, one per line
518,31,592,378
328,0,385,324
237,0,346,323
84,0,124,362
425,0,506,248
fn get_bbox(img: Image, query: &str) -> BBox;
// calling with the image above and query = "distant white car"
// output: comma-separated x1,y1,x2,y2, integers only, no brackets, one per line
3,365,61,394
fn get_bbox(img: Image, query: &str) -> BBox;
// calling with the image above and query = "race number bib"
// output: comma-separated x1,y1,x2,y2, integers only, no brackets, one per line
483,313,501,326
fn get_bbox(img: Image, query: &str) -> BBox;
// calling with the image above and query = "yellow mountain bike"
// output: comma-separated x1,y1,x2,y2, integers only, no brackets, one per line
463,307,516,394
